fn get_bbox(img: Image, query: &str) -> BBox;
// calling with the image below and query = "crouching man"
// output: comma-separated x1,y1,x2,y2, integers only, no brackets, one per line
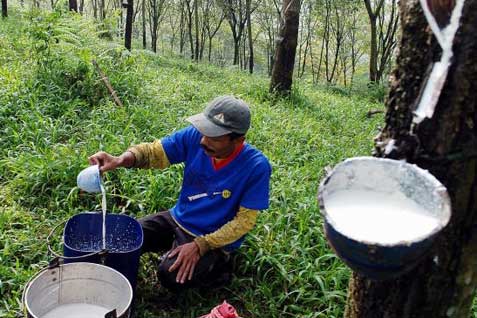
88,96,271,290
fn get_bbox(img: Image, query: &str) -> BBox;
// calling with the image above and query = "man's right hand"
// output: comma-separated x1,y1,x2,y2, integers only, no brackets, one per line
88,151,123,173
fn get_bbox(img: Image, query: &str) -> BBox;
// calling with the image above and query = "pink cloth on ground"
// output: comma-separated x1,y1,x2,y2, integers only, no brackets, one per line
199,301,240,318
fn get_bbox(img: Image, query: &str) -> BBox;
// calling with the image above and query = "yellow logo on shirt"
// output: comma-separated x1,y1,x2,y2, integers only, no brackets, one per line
222,190,231,199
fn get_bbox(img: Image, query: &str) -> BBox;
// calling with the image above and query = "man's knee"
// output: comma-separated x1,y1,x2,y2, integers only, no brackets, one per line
158,255,184,291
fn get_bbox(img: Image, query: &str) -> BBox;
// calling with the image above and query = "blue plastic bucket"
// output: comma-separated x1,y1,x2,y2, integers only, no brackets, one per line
63,212,143,290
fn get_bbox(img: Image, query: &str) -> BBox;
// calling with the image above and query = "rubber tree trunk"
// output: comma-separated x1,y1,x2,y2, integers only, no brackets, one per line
124,0,134,51
346,1,477,317
69,0,78,12
269,0,300,95
142,0,146,49
2,0,7,17
246,0,253,74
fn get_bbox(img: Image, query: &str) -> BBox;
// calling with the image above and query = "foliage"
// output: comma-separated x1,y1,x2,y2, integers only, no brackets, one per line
1,9,385,317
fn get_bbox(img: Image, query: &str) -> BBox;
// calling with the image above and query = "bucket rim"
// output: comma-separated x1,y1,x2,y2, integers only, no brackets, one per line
24,262,133,318
318,156,452,247
63,211,144,254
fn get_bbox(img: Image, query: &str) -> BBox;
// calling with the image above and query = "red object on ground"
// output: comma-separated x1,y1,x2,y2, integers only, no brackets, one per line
199,301,240,318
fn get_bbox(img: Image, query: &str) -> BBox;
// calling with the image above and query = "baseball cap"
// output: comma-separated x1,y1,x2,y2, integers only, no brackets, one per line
186,95,251,137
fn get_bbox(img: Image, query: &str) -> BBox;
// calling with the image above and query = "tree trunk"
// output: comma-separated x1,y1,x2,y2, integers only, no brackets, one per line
346,1,477,317
1,0,7,18
124,0,134,50
186,0,194,59
69,0,78,12
142,0,146,49
194,0,199,61
270,0,300,95
364,0,385,83
92,0,97,19
79,0,84,14
246,0,253,73
368,17,378,82
99,0,105,19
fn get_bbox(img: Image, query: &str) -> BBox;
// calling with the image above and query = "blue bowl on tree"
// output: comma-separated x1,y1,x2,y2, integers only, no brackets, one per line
318,157,451,280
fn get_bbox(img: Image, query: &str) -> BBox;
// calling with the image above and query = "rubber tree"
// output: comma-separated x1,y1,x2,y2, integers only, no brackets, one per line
69,0,78,11
269,0,301,95
2,0,7,17
345,1,477,317
124,0,134,50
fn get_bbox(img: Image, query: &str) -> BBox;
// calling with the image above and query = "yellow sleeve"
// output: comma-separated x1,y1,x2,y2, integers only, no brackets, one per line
127,140,171,169
194,207,258,256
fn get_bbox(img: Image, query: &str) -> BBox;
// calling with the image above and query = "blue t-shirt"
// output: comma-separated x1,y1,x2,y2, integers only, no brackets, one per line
161,126,271,251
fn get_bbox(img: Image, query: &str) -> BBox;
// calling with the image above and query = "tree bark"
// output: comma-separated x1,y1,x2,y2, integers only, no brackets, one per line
246,0,254,73
142,0,146,49
124,0,134,51
346,1,477,317
364,0,385,82
194,0,199,61
1,0,7,18
69,0,78,12
269,0,300,95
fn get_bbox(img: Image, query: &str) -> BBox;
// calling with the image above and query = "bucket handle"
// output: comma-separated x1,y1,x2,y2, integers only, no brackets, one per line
47,218,108,262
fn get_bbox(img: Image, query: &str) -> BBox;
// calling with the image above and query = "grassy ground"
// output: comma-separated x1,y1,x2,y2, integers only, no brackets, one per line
0,9,385,317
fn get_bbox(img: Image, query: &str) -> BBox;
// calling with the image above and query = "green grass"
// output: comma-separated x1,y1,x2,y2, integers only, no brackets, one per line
0,9,384,317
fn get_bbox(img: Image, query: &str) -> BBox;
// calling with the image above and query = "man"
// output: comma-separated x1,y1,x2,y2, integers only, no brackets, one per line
89,95,271,291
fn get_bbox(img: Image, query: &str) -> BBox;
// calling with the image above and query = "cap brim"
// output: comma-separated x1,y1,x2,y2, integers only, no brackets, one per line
186,113,232,137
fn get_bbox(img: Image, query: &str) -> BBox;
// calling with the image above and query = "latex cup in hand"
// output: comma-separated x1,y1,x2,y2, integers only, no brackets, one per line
77,164,102,193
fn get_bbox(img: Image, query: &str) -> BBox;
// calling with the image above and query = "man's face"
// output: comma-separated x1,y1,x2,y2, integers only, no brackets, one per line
200,134,244,159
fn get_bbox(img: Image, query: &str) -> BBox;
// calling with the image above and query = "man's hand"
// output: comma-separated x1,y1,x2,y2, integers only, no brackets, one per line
89,151,120,173
168,242,201,284
89,151,135,172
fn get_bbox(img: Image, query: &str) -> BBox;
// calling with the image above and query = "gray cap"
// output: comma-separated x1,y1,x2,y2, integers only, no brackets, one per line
186,95,251,137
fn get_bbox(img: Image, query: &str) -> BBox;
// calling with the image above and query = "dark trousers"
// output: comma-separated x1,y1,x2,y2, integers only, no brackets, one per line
138,211,232,291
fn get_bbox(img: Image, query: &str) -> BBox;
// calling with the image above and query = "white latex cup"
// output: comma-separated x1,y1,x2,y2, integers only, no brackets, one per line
77,164,102,193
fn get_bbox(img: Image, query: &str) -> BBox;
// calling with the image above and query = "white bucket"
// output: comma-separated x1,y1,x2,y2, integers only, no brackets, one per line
24,262,133,318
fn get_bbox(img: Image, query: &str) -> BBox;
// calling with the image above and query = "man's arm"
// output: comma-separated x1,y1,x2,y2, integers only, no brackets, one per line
194,207,258,256
127,140,171,169
168,207,258,284
89,140,171,172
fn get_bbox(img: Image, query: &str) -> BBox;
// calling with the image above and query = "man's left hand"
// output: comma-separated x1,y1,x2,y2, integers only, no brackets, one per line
168,242,201,284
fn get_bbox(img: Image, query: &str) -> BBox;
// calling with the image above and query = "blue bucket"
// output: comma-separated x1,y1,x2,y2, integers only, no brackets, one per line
63,212,143,290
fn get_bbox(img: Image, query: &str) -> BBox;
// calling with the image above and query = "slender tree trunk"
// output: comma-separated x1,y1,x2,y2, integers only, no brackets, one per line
92,0,97,19
194,0,199,61
79,0,84,14
364,0,385,82
186,0,194,59
206,38,211,61
346,1,477,317
142,0,146,49
179,1,185,55
99,0,105,19
1,0,7,18
270,0,301,94
369,17,378,81
69,0,78,12
233,39,240,65
246,0,253,73
124,0,134,50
